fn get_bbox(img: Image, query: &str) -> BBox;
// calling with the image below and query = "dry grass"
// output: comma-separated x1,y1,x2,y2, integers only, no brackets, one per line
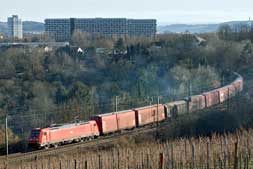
4,128,253,169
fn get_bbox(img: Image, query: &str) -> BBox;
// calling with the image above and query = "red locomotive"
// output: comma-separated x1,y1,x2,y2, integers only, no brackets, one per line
29,73,243,149
29,121,99,149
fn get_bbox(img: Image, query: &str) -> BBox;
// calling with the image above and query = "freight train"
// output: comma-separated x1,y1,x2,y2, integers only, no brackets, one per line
28,73,243,149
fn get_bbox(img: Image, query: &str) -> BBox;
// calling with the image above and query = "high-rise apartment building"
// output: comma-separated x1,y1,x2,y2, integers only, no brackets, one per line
45,18,156,42
45,19,72,42
128,19,157,37
74,18,128,37
8,15,23,39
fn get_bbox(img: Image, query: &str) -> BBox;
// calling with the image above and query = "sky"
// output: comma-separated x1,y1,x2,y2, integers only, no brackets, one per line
1,0,253,24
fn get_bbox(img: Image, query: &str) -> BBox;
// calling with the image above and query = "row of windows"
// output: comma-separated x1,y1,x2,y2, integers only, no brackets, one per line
45,19,156,41
45,19,155,25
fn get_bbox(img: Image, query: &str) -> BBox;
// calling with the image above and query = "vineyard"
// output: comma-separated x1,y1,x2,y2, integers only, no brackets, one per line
2,128,253,169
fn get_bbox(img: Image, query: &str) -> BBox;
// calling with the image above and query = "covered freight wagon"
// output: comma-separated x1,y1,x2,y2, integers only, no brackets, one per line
116,110,136,130
134,105,166,126
186,95,206,112
228,84,236,98
232,78,243,93
92,110,136,134
217,86,229,103
203,90,219,107
165,100,188,118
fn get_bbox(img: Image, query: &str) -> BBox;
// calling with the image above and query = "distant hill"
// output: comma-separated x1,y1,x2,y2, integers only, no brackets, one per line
158,21,253,34
0,21,44,35
158,24,219,33
22,21,44,33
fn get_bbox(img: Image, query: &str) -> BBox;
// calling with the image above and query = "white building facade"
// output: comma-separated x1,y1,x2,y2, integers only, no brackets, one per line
8,15,23,39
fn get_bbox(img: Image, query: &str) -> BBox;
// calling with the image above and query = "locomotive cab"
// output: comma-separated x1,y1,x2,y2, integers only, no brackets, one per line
28,128,49,149
28,128,41,148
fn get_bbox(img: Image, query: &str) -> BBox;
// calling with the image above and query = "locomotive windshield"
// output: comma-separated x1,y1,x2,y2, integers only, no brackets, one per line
30,130,40,138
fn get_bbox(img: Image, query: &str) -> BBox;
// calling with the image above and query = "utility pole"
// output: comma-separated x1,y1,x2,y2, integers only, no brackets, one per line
157,96,160,124
5,114,8,157
90,87,95,119
115,96,118,113
148,96,153,106
156,96,160,138
222,75,225,86
188,81,192,97
115,96,119,131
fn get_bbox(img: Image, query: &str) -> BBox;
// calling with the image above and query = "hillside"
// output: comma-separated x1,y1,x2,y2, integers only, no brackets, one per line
158,24,219,33
158,20,253,33
22,21,44,33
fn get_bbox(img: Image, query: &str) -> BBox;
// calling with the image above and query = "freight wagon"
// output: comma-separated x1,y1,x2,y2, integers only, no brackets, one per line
92,109,136,135
228,84,236,98
186,95,206,112
165,100,188,118
134,105,166,126
233,77,243,93
217,87,229,103
203,90,220,107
